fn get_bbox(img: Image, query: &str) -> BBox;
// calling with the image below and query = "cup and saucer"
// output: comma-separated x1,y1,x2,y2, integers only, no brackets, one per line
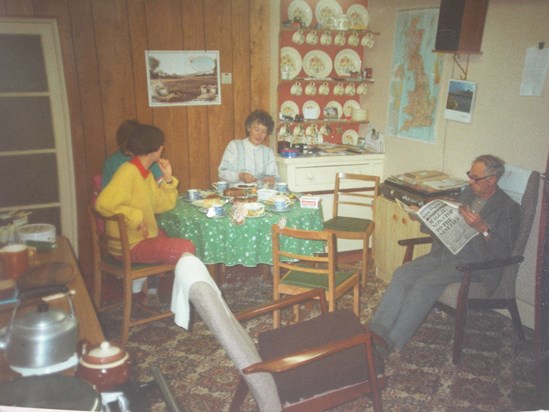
182,189,201,202
206,204,226,219
267,195,292,213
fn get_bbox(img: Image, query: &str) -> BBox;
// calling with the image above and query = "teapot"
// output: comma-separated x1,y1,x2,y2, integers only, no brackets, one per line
76,340,131,392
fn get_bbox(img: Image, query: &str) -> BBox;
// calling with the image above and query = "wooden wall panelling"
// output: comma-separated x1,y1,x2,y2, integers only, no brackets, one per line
92,0,137,155
181,0,210,190
4,0,34,15
231,0,251,141
250,0,270,113
204,0,235,185
144,0,190,190
127,0,154,125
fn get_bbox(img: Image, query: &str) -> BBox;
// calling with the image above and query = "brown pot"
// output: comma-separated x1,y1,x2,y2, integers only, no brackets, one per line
76,340,131,392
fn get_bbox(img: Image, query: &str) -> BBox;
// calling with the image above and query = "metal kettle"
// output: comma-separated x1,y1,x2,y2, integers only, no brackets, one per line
0,286,79,372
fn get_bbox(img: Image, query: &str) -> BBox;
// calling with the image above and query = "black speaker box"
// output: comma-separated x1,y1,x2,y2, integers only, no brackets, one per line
435,0,488,53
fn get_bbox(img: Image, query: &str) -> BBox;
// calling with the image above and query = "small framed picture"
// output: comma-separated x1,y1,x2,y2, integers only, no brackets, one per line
324,107,338,119
444,79,476,123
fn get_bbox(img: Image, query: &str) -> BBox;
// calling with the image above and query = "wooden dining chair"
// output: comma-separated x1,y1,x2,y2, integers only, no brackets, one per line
88,206,175,345
272,225,360,328
323,172,380,287
176,253,387,411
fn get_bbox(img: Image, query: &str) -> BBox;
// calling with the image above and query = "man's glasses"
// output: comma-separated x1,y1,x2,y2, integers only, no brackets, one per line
466,171,495,182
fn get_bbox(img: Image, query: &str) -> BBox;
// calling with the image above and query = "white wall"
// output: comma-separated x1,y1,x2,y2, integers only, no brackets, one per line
365,0,549,328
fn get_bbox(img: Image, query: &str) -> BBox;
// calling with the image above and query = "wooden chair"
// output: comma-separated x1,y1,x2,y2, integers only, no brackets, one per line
397,166,540,364
323,172,380,287
88,206,175,345
272,225,359,328
176,253,387,411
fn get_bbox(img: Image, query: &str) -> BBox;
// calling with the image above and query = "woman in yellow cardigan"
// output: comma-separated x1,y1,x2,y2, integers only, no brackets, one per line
96,124,196,273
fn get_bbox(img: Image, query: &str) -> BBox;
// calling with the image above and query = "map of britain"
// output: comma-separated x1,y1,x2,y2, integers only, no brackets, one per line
387,8,444,142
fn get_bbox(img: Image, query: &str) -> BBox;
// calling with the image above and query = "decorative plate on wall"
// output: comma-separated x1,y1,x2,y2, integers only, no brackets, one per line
343,100,361,118
302,50,333,79
288,0,313,27
346,4,369,30
325,100,343,119
342,129,359,145
280,47,302,79
315,0,343,28
334,49,362,77
280,100,300,118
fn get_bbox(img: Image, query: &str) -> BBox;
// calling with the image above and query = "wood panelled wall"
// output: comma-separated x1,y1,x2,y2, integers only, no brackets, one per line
0,0,271,286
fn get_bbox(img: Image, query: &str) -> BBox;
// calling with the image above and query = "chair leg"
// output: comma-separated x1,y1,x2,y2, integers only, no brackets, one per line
229,376,249,412
93,270,103,310
353,280,360,316
121,277,133,346
452,305,468,365
508,300,526,341
361,238,369,287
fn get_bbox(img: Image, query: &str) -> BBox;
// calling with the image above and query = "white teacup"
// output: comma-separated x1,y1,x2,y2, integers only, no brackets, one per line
213,181,228,192
276,182,289,193
306,30,318,45
305,82,317,96
318,81,330,96
290,82,302,96
345,83,356,96
320,31,332,46
361,32,374,48
187,189,200,200
272,195,292,211
348,32,360,47
334,31,346,46
292,29,305,45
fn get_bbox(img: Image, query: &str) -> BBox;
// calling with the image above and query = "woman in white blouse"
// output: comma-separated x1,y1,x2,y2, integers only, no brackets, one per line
218,109,279,187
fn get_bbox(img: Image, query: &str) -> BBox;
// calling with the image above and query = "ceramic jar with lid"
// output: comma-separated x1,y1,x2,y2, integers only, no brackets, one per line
76,340,131,392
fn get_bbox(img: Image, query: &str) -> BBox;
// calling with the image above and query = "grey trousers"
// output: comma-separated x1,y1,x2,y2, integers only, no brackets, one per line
370,253,463,350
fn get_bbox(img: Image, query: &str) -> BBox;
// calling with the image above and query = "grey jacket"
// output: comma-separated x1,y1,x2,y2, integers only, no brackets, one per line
426,186,520,294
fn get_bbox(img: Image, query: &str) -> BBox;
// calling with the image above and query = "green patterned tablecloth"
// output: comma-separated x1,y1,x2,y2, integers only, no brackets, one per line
157,199,324,266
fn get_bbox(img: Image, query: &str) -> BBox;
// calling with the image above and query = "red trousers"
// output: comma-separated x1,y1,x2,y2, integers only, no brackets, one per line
130,231,196,265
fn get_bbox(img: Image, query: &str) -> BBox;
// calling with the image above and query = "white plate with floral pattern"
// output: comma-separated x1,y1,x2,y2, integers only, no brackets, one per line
315,0,343,28
302,50,333,79
325,100,343,119
280,100,300,119
342,129,359,146
288,0,313,27
346,4,369,30
280,47,302,79
343,100,361,118
334,49,362,77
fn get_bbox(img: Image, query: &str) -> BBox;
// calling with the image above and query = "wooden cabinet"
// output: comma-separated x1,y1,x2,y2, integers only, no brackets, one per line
374,196,431,283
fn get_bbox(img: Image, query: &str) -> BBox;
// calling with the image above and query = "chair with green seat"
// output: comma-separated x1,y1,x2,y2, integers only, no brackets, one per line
272,225,359,328
323,172,380,287
88,206,174,345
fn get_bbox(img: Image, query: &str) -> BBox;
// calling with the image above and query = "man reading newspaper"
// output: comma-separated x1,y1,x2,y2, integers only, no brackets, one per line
370,155,520,358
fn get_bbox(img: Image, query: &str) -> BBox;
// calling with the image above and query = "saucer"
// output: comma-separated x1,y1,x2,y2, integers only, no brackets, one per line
206,211,226,219
266,205,291,213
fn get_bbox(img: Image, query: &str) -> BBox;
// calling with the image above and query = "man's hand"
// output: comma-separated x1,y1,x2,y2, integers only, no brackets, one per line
459,205,488,233
262,176,276,188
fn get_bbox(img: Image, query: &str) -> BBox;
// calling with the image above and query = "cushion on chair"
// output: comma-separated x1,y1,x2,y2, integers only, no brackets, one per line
104,254,165,271
281,268,356,289
324,216,373,233
258,309,384,405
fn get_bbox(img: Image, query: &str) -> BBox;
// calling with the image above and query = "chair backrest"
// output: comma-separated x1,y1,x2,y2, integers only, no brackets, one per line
332,173,379,220
493,166,540,297
87,206,132,272
179,256,282,411
272,225,337,294
91,174,105,232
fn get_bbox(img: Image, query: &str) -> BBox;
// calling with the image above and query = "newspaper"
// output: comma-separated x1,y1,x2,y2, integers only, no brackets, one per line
395,198,479,255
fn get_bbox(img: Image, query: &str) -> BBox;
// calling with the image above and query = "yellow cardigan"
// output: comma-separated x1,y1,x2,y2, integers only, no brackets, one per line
95,161,179,254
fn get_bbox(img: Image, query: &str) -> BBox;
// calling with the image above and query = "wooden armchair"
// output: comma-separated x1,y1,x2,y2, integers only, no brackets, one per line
398,166,540,364
177,254,387,411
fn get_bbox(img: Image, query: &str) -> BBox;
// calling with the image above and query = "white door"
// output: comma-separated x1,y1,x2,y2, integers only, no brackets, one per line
0,18,77,249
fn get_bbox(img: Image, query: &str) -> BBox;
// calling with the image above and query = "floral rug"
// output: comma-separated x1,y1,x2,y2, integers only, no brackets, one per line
98,265,537,411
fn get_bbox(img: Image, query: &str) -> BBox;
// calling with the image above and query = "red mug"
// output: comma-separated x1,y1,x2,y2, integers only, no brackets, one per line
0,244,30,280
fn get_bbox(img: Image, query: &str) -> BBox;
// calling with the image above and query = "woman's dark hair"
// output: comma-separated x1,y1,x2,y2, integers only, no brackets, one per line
474,154,505,179
116,119,140,155
126,124,165,155
245,109,274,136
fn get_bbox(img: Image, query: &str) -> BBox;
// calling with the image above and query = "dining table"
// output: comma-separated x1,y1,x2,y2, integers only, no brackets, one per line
156,196,325,279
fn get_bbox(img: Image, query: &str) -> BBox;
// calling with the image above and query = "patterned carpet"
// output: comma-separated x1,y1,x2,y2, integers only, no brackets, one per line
99,264,537,411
